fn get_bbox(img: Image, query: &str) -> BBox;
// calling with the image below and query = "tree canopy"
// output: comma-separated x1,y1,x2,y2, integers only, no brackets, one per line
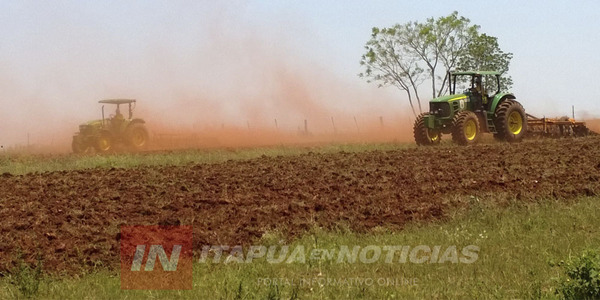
359,11,513,116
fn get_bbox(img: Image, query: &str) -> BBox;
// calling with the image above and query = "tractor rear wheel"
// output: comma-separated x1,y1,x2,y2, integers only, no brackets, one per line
493,100,526,142
95,132,113,153
452,111,481,145
125,123,149,151
413,113,441,146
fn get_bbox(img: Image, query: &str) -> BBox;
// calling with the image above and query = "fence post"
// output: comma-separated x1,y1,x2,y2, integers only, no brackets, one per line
331,117,337,134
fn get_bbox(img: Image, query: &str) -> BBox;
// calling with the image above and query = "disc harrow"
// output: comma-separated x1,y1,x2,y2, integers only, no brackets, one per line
526,114,597,137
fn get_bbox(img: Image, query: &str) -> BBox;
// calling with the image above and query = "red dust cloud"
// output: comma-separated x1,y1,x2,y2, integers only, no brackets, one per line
140,60,415,151
125,12,416,151
0,5,415,154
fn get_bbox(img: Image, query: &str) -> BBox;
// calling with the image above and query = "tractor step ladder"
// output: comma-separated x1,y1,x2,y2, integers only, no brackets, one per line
486,115,497,133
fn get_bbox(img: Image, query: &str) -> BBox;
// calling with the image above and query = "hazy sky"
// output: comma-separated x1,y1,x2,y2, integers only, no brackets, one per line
1,1,599,145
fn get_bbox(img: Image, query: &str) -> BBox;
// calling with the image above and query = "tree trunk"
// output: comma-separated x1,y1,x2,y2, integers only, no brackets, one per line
406,90,417,118
430,70,436,99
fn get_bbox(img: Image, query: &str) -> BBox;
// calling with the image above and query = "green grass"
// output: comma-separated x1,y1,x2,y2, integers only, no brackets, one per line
2,196,599,299
0,142,411,175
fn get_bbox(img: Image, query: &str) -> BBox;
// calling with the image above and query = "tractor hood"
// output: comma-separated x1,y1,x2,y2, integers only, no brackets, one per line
430,94,468,103
80,119,103,127
76,120,103,132
75,119,103,134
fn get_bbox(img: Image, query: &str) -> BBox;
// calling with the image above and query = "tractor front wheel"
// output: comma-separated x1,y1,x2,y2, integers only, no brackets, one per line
493,99,526,142
413,113,441,146
72,136,93,154
452,111,481,145
95,132,113,153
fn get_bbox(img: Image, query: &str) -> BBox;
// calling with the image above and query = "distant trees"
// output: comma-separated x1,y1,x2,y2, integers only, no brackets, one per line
360,11,513,117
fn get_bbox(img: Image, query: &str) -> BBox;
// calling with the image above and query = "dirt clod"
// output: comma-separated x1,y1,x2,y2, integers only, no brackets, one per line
1,137,600,274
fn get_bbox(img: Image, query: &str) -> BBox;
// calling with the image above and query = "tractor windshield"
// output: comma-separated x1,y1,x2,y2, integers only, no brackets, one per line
450,73,501,96
481,75,500,96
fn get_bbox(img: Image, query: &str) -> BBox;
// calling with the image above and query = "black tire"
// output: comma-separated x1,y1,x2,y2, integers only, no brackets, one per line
452,111,481,145
125,123,149,151
413,113,441,146
72,136,93,154
95,132,113,153
493,99,526,142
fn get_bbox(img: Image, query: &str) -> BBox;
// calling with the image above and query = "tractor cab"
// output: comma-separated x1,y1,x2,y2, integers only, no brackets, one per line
98,99,138,134
449,71,501,112
98,99,136,124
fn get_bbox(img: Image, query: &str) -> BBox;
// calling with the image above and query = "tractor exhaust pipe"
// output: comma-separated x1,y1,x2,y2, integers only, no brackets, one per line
102,105,105,126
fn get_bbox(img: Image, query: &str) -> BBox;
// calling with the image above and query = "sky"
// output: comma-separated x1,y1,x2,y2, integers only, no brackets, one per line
1,0,599,146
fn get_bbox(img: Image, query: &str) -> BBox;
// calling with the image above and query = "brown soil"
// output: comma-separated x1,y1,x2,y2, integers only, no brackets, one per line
1,137,600,275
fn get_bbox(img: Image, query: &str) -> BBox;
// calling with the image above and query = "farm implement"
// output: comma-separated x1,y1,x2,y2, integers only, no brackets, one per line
525,114,595,138
414,71,596,145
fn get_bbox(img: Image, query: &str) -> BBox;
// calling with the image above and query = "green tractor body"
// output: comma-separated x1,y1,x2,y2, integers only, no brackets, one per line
72,99,150,153
414,71,526,145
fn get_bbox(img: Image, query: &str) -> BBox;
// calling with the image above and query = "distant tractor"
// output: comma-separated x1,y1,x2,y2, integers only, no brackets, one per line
72,99,149,153
413,71,526,145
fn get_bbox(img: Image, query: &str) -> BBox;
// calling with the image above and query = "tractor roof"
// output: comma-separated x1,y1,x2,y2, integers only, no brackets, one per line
451,71,501,76
98,99,136,104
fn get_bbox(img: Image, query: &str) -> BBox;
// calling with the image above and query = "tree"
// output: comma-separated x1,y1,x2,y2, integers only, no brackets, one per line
457,33,513,92
360,26,425,117
359,12,512,117
407,12,479,98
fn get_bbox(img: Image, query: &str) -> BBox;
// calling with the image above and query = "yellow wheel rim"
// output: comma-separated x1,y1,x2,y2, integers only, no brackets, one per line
98,137,110,151
132,132,145,146
464,119,477,141
427,129,439,142
508,111,523,135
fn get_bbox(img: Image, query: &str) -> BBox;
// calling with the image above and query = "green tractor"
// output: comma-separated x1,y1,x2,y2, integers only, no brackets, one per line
72,99,150,153
413,71,526,145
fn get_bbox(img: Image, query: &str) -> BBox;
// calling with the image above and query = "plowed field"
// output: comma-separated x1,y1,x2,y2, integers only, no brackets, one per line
1,138,600,274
